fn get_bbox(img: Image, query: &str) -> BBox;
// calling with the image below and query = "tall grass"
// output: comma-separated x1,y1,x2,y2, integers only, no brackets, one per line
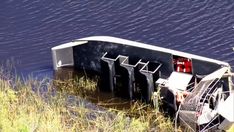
0,68,179,132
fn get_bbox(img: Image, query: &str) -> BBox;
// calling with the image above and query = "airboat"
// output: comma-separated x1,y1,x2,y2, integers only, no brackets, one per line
52,36,234,131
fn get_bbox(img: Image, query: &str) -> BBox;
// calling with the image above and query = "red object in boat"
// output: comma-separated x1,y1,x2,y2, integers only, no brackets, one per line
174,57,192,74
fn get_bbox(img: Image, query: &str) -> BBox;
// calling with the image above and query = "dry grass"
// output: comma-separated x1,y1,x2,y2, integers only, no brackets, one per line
54,74,181,132
0,68,180,132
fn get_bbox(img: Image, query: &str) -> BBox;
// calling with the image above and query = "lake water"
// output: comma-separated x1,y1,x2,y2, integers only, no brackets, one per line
0,0,234,78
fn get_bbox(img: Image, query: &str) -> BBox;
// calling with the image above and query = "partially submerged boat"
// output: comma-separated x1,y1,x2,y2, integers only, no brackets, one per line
52,36,234,131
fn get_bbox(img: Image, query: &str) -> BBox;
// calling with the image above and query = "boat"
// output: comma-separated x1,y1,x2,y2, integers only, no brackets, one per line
52,36,234,131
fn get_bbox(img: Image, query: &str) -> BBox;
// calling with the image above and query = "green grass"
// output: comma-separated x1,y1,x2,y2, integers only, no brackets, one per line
0,68,180,132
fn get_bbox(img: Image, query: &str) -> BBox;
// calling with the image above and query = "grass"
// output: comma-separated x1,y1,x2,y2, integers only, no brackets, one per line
0,68,179,132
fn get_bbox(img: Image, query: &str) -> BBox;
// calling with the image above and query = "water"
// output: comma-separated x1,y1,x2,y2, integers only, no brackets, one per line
0,0,234,77
1,2,233,128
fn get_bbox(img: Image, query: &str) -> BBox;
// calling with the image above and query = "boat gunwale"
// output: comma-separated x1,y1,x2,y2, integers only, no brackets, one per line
51,36,230,68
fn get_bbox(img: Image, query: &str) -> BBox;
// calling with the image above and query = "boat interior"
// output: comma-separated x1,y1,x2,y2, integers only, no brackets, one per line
52,37,234,131
51,40,231,111
99,51,228,105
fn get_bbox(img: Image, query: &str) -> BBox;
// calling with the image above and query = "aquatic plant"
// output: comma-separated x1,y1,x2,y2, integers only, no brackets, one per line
0,68,179,132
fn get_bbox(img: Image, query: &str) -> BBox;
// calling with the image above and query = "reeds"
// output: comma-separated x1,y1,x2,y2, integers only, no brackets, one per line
0,68,180,132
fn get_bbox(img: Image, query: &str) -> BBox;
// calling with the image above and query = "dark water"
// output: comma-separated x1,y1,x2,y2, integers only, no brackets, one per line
0,0,234,77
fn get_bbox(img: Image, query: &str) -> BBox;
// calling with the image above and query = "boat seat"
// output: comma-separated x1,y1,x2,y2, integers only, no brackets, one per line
157,72,193,92
157,71,193,110
167,72,193,93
